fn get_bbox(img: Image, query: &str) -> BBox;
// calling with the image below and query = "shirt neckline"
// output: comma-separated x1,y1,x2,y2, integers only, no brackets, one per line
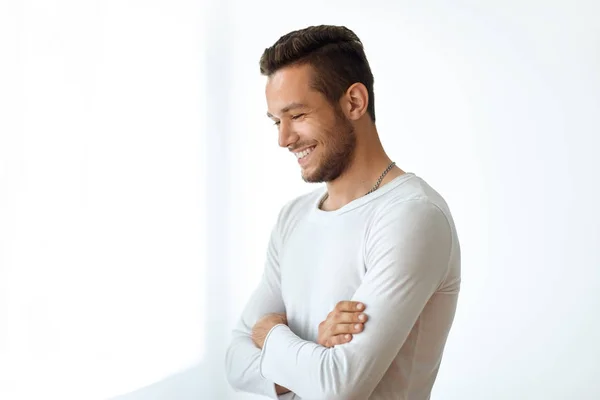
312,172,416,216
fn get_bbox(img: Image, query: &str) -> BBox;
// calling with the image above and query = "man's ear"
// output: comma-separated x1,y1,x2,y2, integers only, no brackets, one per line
340,82,369,121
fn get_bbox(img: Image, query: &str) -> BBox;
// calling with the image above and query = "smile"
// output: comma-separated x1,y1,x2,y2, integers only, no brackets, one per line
295,146,316,160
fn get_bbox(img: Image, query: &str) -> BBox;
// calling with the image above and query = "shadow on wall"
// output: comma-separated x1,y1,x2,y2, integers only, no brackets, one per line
111,365,204,400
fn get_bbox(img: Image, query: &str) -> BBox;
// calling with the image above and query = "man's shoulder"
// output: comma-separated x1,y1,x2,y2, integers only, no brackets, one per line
376,174,454,226
274,186,324,226
282,186,323,211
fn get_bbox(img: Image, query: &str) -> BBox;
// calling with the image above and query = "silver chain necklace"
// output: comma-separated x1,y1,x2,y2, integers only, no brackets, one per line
319,161,396,209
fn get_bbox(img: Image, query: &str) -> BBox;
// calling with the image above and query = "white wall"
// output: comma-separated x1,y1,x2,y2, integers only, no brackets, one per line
1,1,599,399
1,1,207,398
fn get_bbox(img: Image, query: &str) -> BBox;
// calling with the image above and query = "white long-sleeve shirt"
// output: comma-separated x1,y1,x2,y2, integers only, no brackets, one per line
225,172,461,400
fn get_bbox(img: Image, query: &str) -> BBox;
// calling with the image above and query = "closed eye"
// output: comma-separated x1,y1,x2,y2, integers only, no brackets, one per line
291,113,305,120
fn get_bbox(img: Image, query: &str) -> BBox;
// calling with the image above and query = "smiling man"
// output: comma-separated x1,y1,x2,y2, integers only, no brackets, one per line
225,25,461,399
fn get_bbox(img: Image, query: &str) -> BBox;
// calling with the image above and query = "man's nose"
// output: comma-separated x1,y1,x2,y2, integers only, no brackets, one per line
278,120,299,148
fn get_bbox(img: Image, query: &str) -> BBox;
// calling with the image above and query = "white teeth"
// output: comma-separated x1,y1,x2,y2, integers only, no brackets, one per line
295,147,314,159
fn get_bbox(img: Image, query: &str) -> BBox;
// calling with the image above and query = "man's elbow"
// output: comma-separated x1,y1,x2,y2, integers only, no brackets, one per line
309,386,363,400
321,384,369,400
317,362,374,400
224,365,240,392
305,356,367,400
224,345,245,392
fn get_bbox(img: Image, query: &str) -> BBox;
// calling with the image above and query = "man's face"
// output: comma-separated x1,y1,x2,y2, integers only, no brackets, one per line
266,64,356,183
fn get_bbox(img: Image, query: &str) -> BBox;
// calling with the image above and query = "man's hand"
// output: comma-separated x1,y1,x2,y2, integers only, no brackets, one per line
251,313,287,349
318,301,368,347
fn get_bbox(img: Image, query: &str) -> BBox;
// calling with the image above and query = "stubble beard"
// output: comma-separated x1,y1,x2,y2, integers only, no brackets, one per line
302,112,356,184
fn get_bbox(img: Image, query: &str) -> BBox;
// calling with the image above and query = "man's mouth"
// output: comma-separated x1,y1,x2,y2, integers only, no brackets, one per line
294,146,316,160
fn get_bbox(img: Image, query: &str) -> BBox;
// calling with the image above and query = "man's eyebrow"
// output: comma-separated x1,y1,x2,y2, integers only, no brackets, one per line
266,103,307,118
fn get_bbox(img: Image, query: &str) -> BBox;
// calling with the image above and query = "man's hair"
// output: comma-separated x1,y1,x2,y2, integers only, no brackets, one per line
259,25,376,122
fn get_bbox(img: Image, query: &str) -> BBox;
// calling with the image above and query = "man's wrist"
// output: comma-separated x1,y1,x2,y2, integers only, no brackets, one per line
256,320,281,349
252,313,287,349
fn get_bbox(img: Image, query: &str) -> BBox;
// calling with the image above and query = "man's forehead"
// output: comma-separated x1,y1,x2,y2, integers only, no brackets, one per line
268,63,313,85
265,65,322,117
266,67,318,101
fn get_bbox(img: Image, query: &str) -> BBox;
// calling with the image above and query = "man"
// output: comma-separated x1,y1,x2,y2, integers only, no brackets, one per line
225,25,461,399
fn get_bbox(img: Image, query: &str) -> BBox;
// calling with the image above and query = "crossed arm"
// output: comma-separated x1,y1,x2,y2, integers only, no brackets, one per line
225,200,452,399
250,301,369,396
224,223,287,399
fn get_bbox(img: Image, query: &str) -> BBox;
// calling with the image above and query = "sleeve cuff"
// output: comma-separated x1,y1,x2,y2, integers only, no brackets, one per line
264,380,294,400
261,375,279,399
259,323,288,379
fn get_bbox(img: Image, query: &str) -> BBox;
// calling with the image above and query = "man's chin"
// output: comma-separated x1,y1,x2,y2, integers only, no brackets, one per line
302,166,346,184
301,175,320,184
301,169,324,184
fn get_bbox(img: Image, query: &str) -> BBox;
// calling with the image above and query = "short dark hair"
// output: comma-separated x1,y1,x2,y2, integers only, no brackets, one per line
259,25,376,122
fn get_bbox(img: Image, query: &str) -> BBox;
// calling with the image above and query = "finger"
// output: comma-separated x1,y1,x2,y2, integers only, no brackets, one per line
336,301,365,312
339,333,353,345
333,323,364,335
340,311,368,324
328,310,368,324
329,333,352,347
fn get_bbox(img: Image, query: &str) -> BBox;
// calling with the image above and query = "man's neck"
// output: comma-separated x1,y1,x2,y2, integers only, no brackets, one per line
322,128,405,211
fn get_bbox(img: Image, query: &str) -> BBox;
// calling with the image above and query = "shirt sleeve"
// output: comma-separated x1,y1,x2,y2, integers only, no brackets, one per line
224,216,287,399
258,199,453,400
